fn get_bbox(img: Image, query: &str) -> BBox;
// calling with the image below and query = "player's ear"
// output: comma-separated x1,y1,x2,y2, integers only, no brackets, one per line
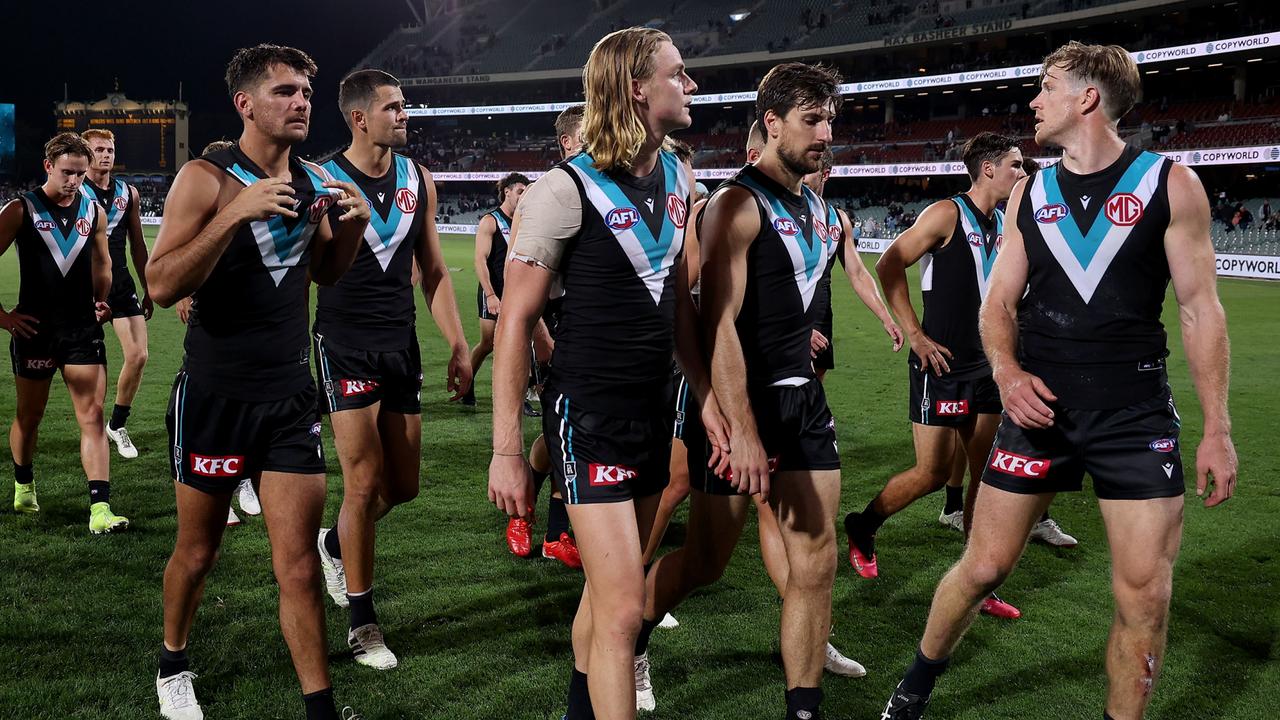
631,77,647,105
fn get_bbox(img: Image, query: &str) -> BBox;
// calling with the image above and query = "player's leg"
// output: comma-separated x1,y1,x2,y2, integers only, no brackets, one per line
10,373,52,514
642,436,690,565
938,444,967,531
464,317,496,404
106,314,148,458
957,412,1022,618
1099,496,1183,719
63,362,125,532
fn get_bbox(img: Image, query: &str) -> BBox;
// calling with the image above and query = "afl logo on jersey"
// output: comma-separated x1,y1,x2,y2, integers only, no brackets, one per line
308,195,334,223
606,207,640,231
967,232,983,247
75,218,92,236
1034,204,1069,223
666,194,687,228
1104,193,1144,226
773,217,799,236
395,188,418,213
113,196,128,211
35,220,55,232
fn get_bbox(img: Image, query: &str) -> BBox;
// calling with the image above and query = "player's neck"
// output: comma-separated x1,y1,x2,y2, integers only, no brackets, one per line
756,150,805,196
239,131,292,178
627,134,664,177
499,200,516,217
343,138,394,178
40,180,75,207
86,169,110,189
964,184,1001,216
1059,124,1126,175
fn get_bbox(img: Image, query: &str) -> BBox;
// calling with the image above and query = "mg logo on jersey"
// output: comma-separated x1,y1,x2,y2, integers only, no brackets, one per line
773,217,799,236
35,220,55,232
589,463,638,486
1149,438,1177,453
815,221,830,242
967,232,983,247
995,233,1003,251
989,449,1051,479
309,195,334,223
395,187,418,213
666,193,687,228
1034,203,1069,223
341,379,379,397
606,207,640,231
1105,192,1144,226
191,454,245,477
936,400,969,416
75,217,92,236
113,196,128,211
829,223,842,242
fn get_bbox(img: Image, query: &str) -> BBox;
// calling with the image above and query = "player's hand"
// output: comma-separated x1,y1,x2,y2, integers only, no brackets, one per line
322,180,371,223
700,392,732,478
175,297,193,325
446,343,471,402
488,452,534,519
94,301,112,325
1195,432,1238,507
726,428,771,501
810,329,830,358
909,330,952,375
995,367,1057,429
486,294,501,316
230,177,298,222
884,319,905,352
140,293,155,320
0,309,39,339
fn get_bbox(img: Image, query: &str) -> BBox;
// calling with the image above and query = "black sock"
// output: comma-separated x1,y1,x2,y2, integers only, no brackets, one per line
901,647,950,697
532,468,548,497
785,686,823,719
856,504,888,535
1040,510,1051,522
324,527,342,560
109,404,131,431
302,687,338,720
158,644,189,678
635,617,659,656
13,462,33,486
944,484,963,514
348,588,377,629
565,667,595,720
545,495,570,543
89,480,110,505
1104,713,1116,720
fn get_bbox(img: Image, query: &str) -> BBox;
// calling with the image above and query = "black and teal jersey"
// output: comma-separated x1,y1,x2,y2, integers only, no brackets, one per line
13,188,100,330
551,149,690,418
1017,144,1174,409
483,208,513,298
723,163,835,388
916,193,1004,380
315,152,426,350
183,144,337,401
81,176,134,281
811,202,847,334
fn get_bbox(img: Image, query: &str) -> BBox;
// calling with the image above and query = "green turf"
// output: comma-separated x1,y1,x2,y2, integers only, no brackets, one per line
0,228,1275,719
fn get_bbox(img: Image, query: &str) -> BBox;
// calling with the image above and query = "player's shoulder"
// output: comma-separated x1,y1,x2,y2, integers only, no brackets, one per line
298,156,332,181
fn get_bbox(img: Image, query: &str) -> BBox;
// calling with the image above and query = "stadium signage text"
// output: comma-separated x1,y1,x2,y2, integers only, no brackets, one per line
1214,253,1280,280
883,19,1014,47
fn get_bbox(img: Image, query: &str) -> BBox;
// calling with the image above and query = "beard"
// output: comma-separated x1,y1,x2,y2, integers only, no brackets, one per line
778,142,823,177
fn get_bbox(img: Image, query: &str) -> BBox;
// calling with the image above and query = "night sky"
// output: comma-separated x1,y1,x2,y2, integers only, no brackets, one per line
5,0,417,176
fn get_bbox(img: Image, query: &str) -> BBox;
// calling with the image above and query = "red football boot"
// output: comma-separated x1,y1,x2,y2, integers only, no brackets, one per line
506,516,535,557
542,532,583,569
981,593,1022,619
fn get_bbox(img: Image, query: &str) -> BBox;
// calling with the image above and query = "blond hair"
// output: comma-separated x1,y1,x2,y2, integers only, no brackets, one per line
581,27,672,171
1041,41,1141,122
81,128,116,144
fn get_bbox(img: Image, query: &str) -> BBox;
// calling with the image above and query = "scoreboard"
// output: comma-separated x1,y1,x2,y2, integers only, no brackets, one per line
55,94,189,173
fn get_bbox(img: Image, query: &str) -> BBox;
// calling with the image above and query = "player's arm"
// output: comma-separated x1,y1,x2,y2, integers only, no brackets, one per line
473,214,500,315
147,160,290,307
838,208,902,351
124,185,153,318
309,175,370,285
683,198,707,289
699,186,771,499
1164,164,1237,507
414,166,470,401
979,179,1057,429
0,200,38,338
875,200,957,373
91,205,111,324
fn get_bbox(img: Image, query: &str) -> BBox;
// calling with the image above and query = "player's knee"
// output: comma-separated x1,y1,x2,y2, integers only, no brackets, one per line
593,597,644,645
964,557,1014,594
14,409,44,432
273,552,321,590
173,543,220,577
384,479,419,506
788,544,838,590
125,346,149,368
1116,574,1173,627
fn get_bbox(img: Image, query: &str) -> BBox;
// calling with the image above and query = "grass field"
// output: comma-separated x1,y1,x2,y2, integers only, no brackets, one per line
0,227,1276,719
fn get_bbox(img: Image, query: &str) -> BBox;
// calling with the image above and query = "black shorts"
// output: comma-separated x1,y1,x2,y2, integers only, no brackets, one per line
674,374,729,495
108,274,144,319
477,285,498,321
9,325,106,380
814,321,835,371
167,369,325,494
909,363,1002,426
313,332,423,414
981,387,1185,500
542,387,672,505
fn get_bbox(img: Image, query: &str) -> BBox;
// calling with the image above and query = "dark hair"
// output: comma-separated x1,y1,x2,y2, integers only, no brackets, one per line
555,105,585,139
339,68,401,118
497,172,531,201
961,132,1020,180
665,136,694,164
755,62,844,141
201,140,235,156
1022,156,1041,175
44,132,92,163
225,44,318,98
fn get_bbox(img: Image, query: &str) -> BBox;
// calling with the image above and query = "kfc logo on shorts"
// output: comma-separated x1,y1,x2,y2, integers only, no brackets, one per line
395,187,418,213
606,207,640,231
113,196,129,211
967,232,983,247
1034,204,1069,223
341,379,379,397
1105,193,1144,226
308,195,334,223
989,449,1051,479
773,217,799,236
1148,438,1176,453
75,218,92,236
666,194,687,228
34,220,55,232
190,454,245,477
589,463,638,486
24,358,56,371
936,400,970,416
